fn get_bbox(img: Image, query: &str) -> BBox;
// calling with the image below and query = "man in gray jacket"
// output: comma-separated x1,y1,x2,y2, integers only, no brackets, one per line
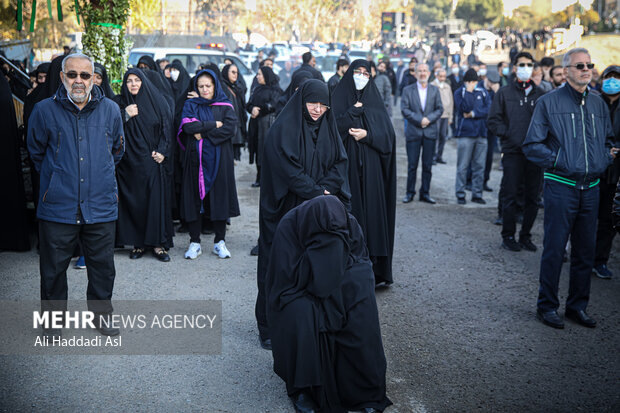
401,63,444,204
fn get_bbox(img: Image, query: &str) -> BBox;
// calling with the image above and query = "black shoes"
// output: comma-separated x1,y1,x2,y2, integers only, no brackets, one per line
565,308,596,328
457,197,466,205
130,248,145,259
96,315,120,336
153,249,171,262
291,391,318,413
435,158,446,164
177,223,189,233
519,237,537,252
483,184,493,192
471,197,486,204
502,237,521,251
537,309,564,329
402,194,414,203
251,181,260,188
259,336,272,350
250,245,259,256
493,215,503,226
419,195,436,204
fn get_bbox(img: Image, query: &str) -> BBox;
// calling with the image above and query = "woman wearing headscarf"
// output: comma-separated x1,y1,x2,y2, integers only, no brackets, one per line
256,79,350,350
275,68,313,115
179,69,240,260
331,59,397,286
114,68,174,262
168,60,191,130
93,62,115,99
266,196,392,413
246,66,282,187
221,64,248,161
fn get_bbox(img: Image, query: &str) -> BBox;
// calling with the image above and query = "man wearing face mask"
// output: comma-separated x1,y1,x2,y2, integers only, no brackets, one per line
488,52,546,252
523,48,617,329
497,61,510,87
592,65,620,280
448,63,462,93
27,53,125,338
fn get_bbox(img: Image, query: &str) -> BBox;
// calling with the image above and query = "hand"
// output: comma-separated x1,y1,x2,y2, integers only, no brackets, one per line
353,102,363,108
215,121,223,128
187,91,198,99
251,106,260,118
126,104,138,118
194,133,202,140
151,151,165,163
323,189,331,195
349,128,367,141
463,111,473,119
421,117,430,128
465,81,476,93
611,147,619,159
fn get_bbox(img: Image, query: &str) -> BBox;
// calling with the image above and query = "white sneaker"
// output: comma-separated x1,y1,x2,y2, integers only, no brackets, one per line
184,242,202,259
213,240,231,259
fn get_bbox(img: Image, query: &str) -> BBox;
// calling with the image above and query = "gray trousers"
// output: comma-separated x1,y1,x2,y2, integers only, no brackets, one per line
456,137,487,199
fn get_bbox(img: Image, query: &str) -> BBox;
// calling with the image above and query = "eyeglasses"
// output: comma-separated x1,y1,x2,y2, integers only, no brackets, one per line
567,63,595,70
306,103,330,111
353,69,370,79
64,71,92,80
517,63,534,67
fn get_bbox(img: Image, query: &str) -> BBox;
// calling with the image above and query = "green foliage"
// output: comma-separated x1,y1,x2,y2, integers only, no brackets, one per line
130,0,160,33
455,0,502,27
412,0,452,26
77,0,132,93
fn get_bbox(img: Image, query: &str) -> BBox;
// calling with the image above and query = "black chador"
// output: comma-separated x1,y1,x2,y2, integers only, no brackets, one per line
331,59,397,285
113,68,174,250
266,196,392,412
221,64,248,159
256,79,350,344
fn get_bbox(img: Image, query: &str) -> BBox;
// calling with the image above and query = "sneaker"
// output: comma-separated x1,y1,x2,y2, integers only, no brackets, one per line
519,237,537,252
471,197,486,204
457,198,466,205
213,240,231,259
593,264,613,279
493,215,503,226
502,237,521,252
74,256,86,269
184,242,202,259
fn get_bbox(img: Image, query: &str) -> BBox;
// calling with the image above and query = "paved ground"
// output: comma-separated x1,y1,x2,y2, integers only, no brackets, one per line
1,108,620,412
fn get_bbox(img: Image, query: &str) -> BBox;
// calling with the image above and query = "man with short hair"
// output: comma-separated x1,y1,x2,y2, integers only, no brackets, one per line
550,65,565,88
297,51,324,81
27,53,125,337
531,62,553,93
398,58,417,96
252,50,264,72
279,60,294,90
328,58,349,94
540,56,555,82
523,48,617,329
497,61,510,87
401,63,444,204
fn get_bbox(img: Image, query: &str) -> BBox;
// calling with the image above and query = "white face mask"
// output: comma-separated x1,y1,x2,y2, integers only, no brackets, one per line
516,66,533,82
170,69,180,82
451,67,459,75
353,74,369,90
478,68,487,77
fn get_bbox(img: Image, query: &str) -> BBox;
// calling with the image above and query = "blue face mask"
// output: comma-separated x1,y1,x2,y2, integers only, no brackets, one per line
502,67,509,76
602,77,620,95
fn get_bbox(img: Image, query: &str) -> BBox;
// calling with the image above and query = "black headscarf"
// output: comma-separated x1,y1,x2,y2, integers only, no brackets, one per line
221,63,248,132
137,55,160,72
168,60,191,123
34,62,50,79
276,68,313,114
94,62,115,99
23,54,63,130
249,66,282,107
139,68,175,123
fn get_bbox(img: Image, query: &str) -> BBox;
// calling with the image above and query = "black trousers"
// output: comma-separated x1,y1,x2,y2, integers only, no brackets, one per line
39,219,116,315
501,153,542,240
188,219,226,244
406,137,435,197
484,134,497,183
594,179,617,267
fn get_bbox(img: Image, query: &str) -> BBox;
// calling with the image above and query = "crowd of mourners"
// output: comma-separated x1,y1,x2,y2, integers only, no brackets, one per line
1,40,619,412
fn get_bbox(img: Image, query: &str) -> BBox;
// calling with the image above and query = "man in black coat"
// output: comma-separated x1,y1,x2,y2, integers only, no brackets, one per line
295,52,325,82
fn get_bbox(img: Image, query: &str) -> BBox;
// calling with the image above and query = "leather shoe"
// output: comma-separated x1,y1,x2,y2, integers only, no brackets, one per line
565,308,596,328
259,336,272,350
402,194,414,203
129,248,144,259
153,248,170,262
471,197,486,204
291,391,318,413
483,184,493,192
536,308,564,329
436,158,446,164
251,181,260,188
420,195,436,204
519,237,537,252
457,197,466,205
96,314,120,336
250,245,259,256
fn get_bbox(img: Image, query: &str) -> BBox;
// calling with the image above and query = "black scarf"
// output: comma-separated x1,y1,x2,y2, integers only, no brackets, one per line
94,62,115,99
248,66,282,108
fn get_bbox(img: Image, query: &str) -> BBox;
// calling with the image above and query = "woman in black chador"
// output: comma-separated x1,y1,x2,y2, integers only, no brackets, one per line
246,66,281,187
178,69,240,260
114,68,174,262
266,195,392,413
221,64,248,161
256,79,350,349
331,59,396,285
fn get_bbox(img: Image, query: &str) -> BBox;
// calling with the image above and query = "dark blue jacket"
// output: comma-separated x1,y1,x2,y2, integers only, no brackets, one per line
522,83,614,189
454,85,491,138
27,84,124,224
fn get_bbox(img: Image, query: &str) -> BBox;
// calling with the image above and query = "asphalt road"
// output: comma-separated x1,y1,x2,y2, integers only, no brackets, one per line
1,108,619,412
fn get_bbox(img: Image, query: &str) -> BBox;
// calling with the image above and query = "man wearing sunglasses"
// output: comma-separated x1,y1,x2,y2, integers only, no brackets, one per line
523,48,617,330
27,53,125,338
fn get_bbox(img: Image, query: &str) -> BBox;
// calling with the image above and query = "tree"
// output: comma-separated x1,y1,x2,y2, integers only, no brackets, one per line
455,0,503,27
412,0,452,26
130,0,161,33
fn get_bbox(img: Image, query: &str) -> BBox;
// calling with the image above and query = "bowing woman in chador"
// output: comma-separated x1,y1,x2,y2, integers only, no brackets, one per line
266,195,392,413
114,68,174,262
331,59,397,285
178,69,240,260
256,79,350,350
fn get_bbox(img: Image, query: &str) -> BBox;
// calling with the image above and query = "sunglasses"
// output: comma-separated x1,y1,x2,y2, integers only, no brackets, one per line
517,63,534,67
64,71,92,80
353,69,370,79
568,63,595,70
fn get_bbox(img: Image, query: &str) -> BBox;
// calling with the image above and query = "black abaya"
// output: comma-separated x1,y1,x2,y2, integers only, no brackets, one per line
221,64,248,150
331,59,397,285
114,68,174,249
256,79,350,341
266,196,392,412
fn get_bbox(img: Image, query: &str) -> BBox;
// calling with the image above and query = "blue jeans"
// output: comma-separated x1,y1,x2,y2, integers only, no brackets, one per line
455,137,487,199
537,180,599,312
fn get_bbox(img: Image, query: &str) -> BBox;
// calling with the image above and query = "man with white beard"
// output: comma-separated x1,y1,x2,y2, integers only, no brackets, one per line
27,53,125,338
